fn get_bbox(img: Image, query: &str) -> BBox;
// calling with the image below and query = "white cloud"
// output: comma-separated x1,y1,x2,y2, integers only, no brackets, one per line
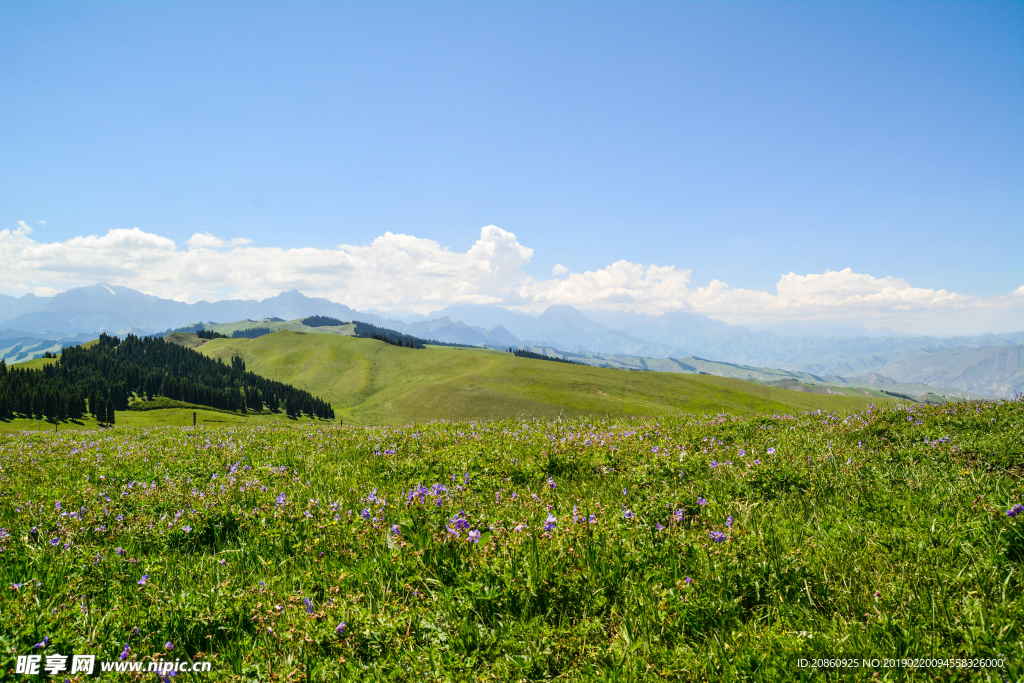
186,232,226,249
0,222,1019,335
186,233,254,249
683,269,1014,333
0,223,534,310
521,261,692,312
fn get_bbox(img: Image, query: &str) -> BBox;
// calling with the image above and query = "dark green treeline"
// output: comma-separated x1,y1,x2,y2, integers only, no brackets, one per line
0,333,335,422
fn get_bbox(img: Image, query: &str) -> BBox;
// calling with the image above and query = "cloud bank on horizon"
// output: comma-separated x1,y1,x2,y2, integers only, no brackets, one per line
2,221,1020,335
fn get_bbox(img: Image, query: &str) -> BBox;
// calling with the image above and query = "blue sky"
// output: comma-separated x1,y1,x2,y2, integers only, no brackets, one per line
0,2,1021,332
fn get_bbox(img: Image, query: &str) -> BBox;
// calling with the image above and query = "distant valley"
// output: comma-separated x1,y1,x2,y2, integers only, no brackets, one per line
2,283,1021,398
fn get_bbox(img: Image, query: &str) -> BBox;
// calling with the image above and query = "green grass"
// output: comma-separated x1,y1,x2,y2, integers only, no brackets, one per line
197,331,899,425
7,356,59,371
0,398,1021,681
0,409,328,433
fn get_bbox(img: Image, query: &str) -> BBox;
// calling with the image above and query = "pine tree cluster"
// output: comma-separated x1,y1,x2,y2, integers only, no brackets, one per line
231,327,273,339
196,330,228,340
507,347,583,365
301,315,473,349
301,315,348,327
0,333,336,423
351,322,426,349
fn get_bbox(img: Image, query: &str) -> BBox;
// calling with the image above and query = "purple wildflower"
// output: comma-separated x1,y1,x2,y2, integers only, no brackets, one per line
543,514,557,532
165,641,174,651
304,598,314,614
137,575,149,586
766,447,776,455
697,497,708,506
547,477,556,489
709,531,727,543
391,524,401,536
34,636,50,649
467,529,481,543
119,643,130,660
336,622,346,636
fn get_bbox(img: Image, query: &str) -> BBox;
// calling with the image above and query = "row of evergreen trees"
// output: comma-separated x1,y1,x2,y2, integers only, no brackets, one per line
299,315,474,349
196,330,228,340
232,327,272,339
0,333,336,422
301,315,346,327
508,347,582,364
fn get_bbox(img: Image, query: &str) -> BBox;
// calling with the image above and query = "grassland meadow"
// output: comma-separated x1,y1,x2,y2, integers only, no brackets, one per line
1,398,1022,681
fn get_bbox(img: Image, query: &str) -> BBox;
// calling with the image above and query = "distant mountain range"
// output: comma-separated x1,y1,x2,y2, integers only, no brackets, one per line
0,284,386,337
2,283,1021,398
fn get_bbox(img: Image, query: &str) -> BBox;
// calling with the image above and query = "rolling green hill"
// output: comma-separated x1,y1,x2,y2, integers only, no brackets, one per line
523,346,992,401
205,318,357,337
196,330,897,425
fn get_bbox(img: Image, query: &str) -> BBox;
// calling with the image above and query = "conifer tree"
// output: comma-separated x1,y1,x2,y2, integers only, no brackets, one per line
43,392,57,420
67,389,83,420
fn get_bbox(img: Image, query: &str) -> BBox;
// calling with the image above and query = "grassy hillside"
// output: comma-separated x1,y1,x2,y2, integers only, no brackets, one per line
7,355,58,371
197,331,897,425
205,318,356,337
527,346,991,401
